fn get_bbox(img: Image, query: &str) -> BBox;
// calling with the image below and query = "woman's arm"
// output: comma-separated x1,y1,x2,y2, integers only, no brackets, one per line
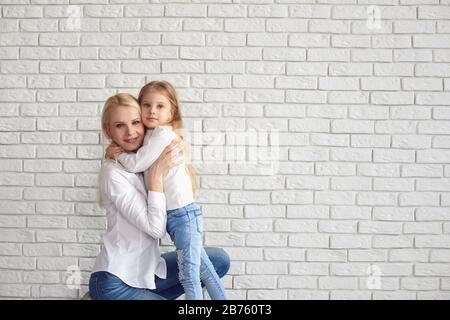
147,139,183,192
101,140,183,239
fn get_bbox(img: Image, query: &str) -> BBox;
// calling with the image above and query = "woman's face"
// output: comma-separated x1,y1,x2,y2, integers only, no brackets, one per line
106,105,144,152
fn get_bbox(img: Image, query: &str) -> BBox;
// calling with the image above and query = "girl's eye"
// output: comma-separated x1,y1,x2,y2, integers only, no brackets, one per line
157,104,164,109
143,104,150,108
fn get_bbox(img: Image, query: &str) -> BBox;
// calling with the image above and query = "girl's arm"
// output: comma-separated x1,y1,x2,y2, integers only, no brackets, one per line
118,126,177,173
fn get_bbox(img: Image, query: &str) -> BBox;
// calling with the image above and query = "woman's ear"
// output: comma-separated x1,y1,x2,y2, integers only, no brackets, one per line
103,126,111,140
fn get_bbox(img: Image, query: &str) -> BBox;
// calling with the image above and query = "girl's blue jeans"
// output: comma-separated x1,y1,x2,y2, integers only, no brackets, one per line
88,247,230,300
166,202,227,300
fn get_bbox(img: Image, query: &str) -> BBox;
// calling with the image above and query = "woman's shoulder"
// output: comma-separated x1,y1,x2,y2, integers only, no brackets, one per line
100,159,130,181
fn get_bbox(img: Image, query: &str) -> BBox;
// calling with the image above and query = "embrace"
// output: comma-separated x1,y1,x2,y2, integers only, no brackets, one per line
88,81,230,300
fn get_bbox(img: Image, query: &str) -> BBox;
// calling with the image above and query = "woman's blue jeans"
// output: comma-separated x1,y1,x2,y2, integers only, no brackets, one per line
88,247,230,300
166,202,227,300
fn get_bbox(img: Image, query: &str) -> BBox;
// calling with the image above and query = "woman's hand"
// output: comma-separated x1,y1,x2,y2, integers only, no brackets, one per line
105,143,124,160
147,138,184,192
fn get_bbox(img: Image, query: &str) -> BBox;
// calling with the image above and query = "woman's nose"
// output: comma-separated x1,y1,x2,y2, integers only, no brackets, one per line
125,125,135,135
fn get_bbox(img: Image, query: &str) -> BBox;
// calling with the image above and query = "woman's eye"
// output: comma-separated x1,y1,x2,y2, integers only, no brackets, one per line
133,121,140,125
115,124,124,128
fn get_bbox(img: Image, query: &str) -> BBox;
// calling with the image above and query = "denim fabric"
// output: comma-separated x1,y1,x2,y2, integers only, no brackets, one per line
88,247,230,300
166,202,227,300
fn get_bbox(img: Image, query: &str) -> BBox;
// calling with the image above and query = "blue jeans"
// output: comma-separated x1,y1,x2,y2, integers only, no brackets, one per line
88,247,230,300
166,202,227,300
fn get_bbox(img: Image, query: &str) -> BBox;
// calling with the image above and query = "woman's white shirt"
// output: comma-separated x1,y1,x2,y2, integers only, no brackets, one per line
92,159,167,290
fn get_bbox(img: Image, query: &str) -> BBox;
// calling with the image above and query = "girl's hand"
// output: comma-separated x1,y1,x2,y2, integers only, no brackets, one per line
105,143,124,160
147,139,184,192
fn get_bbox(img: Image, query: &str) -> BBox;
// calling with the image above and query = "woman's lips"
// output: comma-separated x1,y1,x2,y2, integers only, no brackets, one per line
124,137,138,144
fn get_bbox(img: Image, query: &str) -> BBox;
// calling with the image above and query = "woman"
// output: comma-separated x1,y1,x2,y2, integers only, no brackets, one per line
88,93,230,300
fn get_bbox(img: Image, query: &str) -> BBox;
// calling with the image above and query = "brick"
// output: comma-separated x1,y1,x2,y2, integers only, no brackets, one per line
63,244,100,257
416,236,450,248
309,20,350,33
373,235,414,248
319,220,357,233
0,215,25,227
224,19,265,32
205,232,245,246
27,216,67,229
249,33,287,47
430,250,450,262
233,276,276,289
329,63,372,76
23,244,61,257
21,103,58,116
24,187,62,201
389,249,428,262
23,271,60,284
246,61,285,74
206,34,245,47
415,264,450,276
289,34,328,47
0,118,35,131
307,249,347,262
359,221,403,234
289,234,329,248
0,284,31,298
0,89,35,102
348,249,387,262
0,146,34,159
0,255,35,271
24,160,62,173
0,47,18,60
36,230,77,243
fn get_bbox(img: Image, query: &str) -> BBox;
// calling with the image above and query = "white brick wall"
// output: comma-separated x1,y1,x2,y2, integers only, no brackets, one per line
0,0,449,300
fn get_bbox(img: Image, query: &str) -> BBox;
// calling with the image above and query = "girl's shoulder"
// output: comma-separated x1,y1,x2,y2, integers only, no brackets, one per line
154,125,173,134
146,125,176,139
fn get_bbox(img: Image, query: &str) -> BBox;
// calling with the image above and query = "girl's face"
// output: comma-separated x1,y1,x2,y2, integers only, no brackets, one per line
140,89,175,129
106,105,144,152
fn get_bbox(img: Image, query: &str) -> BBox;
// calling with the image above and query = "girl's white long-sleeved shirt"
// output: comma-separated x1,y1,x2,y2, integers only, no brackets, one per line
117,125,194,210
92,159,167,289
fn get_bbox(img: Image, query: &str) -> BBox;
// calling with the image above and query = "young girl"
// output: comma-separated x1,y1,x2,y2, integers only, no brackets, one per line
106,81,226,300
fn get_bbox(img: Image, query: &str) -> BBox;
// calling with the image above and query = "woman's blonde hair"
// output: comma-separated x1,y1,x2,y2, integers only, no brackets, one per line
138,80,197,196
98,93,141,206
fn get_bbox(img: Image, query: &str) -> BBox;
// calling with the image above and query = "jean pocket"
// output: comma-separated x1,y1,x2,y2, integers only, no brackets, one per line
195,211,203,234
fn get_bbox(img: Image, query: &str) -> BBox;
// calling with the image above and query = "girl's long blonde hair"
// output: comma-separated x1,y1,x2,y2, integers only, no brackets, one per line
98,93,141,206
138,80,197,196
